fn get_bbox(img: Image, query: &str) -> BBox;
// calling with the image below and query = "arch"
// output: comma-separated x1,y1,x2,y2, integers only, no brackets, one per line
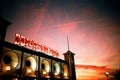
1,51,18,68
25,56,37,71
63,64,69,77
41,59,50,73
53,62,60,75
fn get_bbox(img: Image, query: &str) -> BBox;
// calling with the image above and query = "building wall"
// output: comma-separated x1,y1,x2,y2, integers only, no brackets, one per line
0,17,76,80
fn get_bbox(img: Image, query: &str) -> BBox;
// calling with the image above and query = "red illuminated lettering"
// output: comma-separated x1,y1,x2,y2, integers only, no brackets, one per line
25,38,30,46
38,44,42,51
14,34,21,45
44,46,48,53
14,33,59,57
20,36,26,46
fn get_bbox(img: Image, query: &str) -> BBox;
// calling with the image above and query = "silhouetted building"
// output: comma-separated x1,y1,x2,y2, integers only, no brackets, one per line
0,17,76,80
64,51,76,80
0,17,11,59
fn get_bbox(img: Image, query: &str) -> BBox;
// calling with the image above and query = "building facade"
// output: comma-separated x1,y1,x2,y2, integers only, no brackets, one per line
0,17,76,80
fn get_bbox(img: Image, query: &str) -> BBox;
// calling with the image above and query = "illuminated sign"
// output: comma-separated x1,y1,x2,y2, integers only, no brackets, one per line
14,34,59,57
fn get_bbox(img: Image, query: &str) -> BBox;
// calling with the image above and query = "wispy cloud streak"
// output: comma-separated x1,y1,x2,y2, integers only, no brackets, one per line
75,64,110,72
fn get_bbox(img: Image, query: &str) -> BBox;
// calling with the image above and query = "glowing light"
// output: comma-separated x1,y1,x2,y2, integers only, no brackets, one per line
6,66,11,71
27,69,32,73
43,70,47,74
105,72,109,75
12,78,18,80
55,72,58,75
64,72,68,77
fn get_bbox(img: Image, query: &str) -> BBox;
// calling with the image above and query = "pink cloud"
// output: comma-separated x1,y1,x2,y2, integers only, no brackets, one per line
57,21,80,35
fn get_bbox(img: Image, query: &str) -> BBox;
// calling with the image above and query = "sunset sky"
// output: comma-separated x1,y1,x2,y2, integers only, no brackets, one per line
0,0,120,80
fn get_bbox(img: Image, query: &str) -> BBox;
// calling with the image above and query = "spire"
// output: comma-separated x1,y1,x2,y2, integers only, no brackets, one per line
64,36,76,80
67,36,70,51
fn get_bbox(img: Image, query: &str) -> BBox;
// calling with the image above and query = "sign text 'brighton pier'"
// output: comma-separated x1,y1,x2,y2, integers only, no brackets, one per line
14,34,59,57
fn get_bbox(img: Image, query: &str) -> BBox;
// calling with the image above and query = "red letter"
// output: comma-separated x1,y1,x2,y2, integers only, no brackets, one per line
14,34,21,45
